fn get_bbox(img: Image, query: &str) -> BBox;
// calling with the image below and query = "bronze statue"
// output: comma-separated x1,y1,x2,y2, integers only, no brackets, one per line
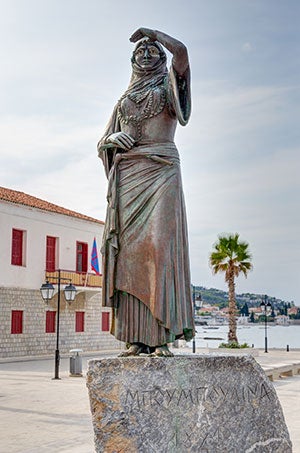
97,28,195,357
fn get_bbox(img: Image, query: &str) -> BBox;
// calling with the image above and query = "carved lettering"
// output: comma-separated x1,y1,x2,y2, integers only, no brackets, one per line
196,386,208,402
123,382,274,411
231,386,241,402
140,390,152,406
165,388,177,405
199,432,210,449
260,383,274,401
167,431,179,450
247,383,258,396
219,385,231,399
177,389,194,404
125,390,140,409
206,387,224,403
182,430,193,448
150,388,165,406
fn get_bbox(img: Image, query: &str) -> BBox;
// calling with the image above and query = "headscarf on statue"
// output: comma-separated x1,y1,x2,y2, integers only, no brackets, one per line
97,38,191,177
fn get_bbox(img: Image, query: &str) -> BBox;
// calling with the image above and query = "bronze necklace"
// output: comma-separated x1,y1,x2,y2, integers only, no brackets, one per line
117,84,166,141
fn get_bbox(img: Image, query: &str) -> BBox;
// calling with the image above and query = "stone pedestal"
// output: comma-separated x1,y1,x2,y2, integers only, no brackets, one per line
86,354,292,452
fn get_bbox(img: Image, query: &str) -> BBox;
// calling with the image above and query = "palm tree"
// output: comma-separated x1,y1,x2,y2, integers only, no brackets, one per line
209,233,253,344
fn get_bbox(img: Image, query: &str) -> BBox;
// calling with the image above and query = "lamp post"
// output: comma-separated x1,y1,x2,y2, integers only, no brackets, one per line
192,286,202,353
40,269,77,379
260,295,272,353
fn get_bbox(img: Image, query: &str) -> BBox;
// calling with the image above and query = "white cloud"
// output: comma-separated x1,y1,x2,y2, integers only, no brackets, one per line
0,115,89,156
0,113,108,218
176,80,300,302
189,82,292,145
242,42,253,52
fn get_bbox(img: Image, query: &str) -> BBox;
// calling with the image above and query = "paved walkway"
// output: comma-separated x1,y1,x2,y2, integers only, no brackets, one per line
0,348,299,452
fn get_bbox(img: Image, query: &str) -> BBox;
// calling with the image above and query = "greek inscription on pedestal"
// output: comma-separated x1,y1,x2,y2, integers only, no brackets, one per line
123,382,275,411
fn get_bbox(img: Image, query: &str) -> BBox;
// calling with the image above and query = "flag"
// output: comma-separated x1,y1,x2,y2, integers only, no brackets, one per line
91,237,100,275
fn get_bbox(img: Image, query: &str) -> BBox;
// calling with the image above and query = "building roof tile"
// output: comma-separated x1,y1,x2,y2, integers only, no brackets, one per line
0,186,104,225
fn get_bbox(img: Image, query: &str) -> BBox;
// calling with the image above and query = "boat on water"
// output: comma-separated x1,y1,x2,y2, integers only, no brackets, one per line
194,316,207,326
203,337,224,340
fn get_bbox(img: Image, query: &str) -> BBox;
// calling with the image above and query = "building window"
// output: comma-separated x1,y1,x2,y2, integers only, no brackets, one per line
75,312,85,332
76,242,88,272
11,310,23,334
46,236,57,272
11,229,25,266
45,311,56,333
102,312,110,332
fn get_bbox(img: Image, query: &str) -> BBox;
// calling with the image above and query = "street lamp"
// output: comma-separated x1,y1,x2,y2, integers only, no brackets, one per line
260,295,272,353
40,270,77,379
64,283,77,302
40,281,55,302
192,286,202,353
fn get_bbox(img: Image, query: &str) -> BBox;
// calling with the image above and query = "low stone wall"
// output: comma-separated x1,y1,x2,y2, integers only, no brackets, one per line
0,287,121,358
209,347,260,356
87,354,292,452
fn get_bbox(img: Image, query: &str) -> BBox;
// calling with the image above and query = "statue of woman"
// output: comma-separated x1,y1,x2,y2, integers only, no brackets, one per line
97,28,195,356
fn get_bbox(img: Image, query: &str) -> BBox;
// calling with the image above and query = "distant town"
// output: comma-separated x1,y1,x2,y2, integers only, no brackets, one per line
193,286,300,326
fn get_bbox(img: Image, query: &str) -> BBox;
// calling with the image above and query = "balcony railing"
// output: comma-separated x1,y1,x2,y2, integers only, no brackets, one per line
45,270,102,288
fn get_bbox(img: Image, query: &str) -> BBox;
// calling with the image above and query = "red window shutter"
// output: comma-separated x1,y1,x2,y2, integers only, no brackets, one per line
45,311,56,333
102,312,110,332
76,242,88,272
46,236,56,272
75,312,85,332
11,229,23,266
11,310,23,334
82,243,88,272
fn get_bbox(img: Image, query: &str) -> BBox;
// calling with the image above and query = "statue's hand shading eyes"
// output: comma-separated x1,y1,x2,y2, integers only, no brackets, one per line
107,132,135,151
130,28,157,43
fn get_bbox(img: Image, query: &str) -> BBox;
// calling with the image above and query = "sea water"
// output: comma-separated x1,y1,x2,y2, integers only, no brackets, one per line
187,324,300,349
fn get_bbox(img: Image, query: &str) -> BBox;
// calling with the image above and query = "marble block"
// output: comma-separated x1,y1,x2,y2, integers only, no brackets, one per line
86,355,292,452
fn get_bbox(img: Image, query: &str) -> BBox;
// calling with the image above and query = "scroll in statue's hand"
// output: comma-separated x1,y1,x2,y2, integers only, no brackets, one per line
107,132,135,151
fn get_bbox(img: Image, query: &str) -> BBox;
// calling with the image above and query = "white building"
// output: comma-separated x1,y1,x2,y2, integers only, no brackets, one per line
0,186,121,358
276,315,290,326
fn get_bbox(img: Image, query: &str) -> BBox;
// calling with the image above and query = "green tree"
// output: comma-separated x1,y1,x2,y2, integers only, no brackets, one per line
271,307,276,319
209,233,253,343
240,302,249,317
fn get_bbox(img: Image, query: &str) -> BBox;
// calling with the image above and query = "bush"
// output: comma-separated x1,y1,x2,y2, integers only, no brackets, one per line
218,342,250,349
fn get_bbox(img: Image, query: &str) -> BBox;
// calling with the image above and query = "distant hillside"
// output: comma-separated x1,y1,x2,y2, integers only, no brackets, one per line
193,286,294,310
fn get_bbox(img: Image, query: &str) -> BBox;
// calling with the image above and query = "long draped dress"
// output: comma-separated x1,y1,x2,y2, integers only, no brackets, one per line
97,50,195,347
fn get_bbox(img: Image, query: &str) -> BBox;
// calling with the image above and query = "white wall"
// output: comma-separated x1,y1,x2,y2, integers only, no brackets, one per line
0,200,104,289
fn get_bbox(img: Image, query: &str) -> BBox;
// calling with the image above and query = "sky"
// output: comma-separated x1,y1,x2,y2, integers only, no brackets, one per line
1,0,299,303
